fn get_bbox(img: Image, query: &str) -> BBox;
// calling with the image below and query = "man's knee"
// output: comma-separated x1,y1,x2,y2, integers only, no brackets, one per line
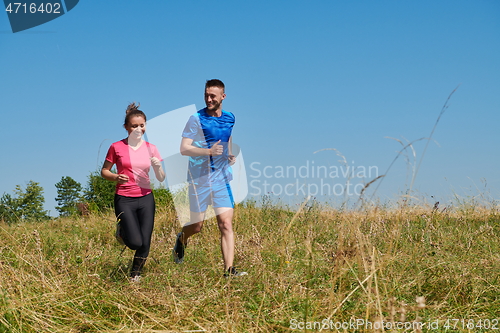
217,219,233,233
183,221,204,235
191,224,203,234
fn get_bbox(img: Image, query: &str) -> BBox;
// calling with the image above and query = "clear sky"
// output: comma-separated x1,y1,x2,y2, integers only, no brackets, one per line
1,0,499,215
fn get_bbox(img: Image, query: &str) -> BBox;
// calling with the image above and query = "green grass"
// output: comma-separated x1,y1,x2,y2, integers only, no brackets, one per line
0,201,499,332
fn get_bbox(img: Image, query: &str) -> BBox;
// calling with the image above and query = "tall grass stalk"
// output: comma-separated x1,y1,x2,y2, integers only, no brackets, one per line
361,85,461,208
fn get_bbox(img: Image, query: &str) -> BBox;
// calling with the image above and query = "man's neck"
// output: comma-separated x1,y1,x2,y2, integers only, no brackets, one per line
206,107,222,117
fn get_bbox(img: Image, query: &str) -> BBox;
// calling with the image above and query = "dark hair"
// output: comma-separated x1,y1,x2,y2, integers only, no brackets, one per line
205,79,225,92
124,102,146,126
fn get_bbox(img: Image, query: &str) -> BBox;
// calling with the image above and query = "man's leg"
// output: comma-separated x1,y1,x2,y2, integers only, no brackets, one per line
182,182,210,243
215,207,234,270
181,211,206,242
173,211,205,264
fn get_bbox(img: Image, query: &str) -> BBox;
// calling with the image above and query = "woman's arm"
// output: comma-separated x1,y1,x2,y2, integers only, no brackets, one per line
101,160,129,184
150,157,166,182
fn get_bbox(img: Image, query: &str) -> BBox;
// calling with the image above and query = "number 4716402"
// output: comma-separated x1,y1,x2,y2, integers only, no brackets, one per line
5,3,61,14
444,319,499,330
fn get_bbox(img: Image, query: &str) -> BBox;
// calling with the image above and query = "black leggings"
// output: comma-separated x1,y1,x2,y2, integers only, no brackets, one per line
114,193,155,273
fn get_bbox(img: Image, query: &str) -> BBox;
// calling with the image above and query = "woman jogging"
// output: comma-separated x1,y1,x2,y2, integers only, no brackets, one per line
101,102,165,282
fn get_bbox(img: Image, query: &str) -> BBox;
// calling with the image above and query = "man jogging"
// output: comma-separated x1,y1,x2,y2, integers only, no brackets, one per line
172,79,247,277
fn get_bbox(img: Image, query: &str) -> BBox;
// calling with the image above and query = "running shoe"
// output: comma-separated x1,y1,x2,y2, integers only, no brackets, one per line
224,266,248,277
172,232,186,264
115,222,125,245
129,275,141,283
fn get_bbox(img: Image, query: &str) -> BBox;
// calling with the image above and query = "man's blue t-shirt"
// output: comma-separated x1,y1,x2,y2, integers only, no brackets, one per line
182,108,235,185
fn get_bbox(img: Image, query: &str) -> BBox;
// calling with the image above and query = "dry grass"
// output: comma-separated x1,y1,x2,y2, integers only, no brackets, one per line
0,201,499,332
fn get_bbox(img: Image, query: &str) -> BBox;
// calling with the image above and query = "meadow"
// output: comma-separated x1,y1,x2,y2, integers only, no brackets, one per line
0,198,499,332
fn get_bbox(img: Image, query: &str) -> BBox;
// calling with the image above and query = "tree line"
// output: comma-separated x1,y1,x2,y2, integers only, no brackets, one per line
0,170,173,223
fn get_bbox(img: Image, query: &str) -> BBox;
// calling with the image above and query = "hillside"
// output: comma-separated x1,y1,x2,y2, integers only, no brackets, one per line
0,202,499,332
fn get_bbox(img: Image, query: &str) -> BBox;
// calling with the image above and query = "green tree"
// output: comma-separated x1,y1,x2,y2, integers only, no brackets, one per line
0,181,49,223
15,181,49,221
0,193,20,223
55,176,83,217
85,170,116,212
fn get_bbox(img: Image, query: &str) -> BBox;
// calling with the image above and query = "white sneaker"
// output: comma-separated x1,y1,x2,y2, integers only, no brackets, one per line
129,275,141,283
224,266,248,277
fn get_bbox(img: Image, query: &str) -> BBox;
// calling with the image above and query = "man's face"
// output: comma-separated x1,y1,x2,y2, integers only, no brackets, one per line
204,86,226,111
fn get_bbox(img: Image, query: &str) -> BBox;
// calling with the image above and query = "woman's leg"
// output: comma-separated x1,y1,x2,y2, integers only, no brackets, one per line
130,193,156,277
114,195,143,250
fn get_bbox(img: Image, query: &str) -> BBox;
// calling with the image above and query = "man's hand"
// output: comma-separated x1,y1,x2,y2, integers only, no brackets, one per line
210,140,223,156
228,154,236,166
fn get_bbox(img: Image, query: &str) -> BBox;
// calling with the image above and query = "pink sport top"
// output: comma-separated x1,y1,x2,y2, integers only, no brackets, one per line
105,139,163,197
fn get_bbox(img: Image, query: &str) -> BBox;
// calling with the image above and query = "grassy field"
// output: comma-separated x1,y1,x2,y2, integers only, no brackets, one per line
0,200,499,332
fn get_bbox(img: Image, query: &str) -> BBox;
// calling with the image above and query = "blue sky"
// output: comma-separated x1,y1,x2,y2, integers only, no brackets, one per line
1,1,499,215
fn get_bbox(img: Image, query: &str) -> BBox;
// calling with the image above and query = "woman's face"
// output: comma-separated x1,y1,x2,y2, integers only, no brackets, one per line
125,115,146,139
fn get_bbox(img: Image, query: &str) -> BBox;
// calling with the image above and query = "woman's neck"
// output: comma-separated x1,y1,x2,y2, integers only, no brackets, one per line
127,137,143,149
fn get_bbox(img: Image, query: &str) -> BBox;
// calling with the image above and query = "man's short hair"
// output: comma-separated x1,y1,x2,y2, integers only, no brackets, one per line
205,79,225,92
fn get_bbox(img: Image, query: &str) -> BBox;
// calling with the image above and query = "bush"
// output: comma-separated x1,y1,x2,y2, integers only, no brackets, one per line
84,170,116,213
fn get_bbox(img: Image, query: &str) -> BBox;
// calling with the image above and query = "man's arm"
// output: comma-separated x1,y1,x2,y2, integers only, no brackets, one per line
228,136,236,165
180,137,223,157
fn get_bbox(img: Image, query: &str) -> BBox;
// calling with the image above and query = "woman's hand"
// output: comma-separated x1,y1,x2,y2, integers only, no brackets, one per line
150,157,162,168
116,174,129,184
150,157,165,182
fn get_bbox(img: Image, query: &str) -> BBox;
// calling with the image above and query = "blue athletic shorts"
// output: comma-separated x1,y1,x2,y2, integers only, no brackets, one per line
189,182,234,212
